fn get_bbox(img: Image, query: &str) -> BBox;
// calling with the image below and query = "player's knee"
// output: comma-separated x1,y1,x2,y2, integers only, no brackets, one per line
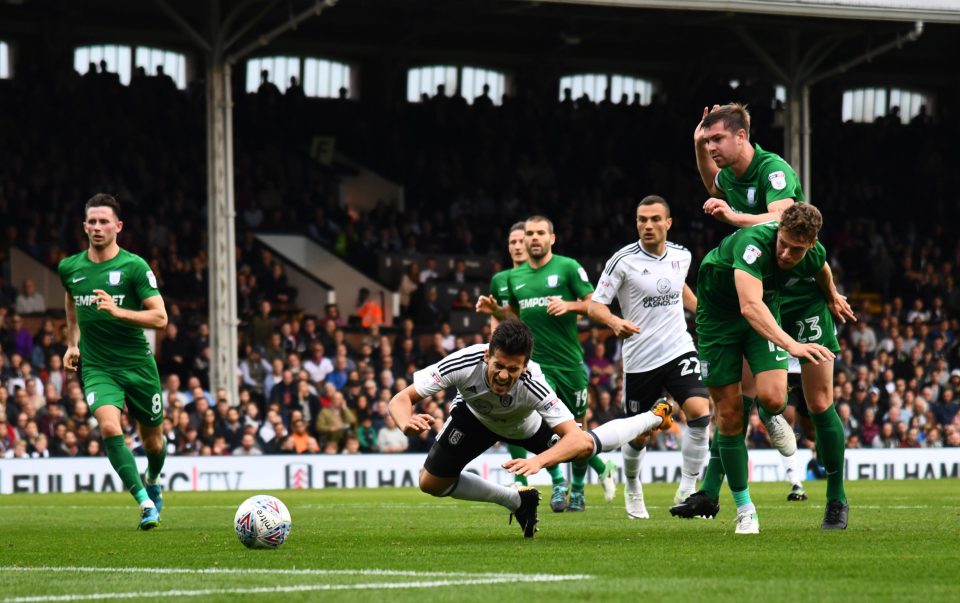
682,397,711,420
686,414,711,429
98,422,123,439
715,403,742,433
418,470,449,497
756,390,786,414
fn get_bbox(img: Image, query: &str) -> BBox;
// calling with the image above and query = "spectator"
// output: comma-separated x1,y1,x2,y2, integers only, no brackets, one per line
355,288,384,328
288,418,321,454
398,262,420,316
315,391,356,448
376,414,408,452
303,343,334,385
14,279,46,315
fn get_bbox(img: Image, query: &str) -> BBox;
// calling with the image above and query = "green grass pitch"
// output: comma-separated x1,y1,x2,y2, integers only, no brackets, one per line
2,480,958,602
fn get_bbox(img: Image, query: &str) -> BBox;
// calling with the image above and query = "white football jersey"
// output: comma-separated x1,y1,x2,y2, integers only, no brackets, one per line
593,241,696,373
413,344,574,439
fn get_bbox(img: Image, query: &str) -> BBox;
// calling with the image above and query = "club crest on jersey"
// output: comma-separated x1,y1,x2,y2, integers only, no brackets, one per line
448,429,463,445
746,187,757,206
742,244,762,265
547,274,559,287
657,278,671,294
108,271,122,285
473,399,493,414
768,171,787,191
500,394,514,407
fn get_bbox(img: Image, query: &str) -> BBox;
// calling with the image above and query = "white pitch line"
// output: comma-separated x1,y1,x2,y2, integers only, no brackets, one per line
2,574,589,602
0,566,591,581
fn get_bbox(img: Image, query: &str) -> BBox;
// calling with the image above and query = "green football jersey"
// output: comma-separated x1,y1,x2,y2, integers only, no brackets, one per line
59,248,161,369
716,144,804,214
506,254,594,371
489,268,513,307
698,222,826,319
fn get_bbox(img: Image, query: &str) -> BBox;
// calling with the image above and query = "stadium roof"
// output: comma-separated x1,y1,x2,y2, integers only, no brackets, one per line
532,0,960,23
0,0,956,83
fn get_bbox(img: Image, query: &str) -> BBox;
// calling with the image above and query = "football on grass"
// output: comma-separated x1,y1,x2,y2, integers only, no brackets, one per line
234,494,292,549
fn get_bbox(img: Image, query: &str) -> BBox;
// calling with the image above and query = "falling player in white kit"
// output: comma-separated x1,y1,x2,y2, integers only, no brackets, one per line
389,319,672,537
588,195,712,518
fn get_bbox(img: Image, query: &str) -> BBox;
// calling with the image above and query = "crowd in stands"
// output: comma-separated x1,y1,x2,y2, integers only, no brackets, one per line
1,61,959,462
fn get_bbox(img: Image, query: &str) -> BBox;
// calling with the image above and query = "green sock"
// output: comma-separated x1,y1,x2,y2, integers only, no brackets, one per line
571,459,588,491
810,405,848,504
104,435,148,504
732,488,754,509
588,454,607,476
547,464,566,486
701,396,754,500
717,432,750,506
146,437,167,485
700,426,725,500
506,444,529,486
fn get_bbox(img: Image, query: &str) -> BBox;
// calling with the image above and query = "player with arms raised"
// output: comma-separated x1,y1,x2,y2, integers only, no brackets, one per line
683,103,852,529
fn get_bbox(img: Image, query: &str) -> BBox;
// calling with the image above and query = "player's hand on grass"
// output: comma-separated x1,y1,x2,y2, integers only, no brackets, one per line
92,289,120,317
401,413,435,436
502,457,543,477
63,346,80,371
829,294,857,324
788,342,835,365
546,296,568,316
475,295,500,316
610,317,641,338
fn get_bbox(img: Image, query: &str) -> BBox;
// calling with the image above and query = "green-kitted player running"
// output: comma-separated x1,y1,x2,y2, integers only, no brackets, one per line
478,215,617,513
60,193,169,529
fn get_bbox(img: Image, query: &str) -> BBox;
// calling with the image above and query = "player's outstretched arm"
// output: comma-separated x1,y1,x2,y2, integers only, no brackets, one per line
502,420,591,476
734,270,834,365
815,263,857,325
63,292,80,371
587,300,640,338
704,198,795,228
388,384,434,436
93,291,168,329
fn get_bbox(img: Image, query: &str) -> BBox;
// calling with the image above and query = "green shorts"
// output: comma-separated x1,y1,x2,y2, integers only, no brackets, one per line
781,301,841,364
542,365,589,421
82,358,164,427
696,311,788,388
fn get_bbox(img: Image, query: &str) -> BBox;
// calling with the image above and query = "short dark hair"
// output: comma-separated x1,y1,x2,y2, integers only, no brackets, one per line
85,193,121,220
524,215,554,234
509,221,526,234
637,195,671,217
778,203,822,243
489,319,533,360
701,103,751,140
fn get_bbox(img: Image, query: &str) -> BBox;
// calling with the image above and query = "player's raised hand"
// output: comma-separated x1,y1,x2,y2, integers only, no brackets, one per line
788,342,835,366
828,294,857,325
63,346,80,371
502,456,544,477
546,296,569,316
694,104,721,144
92,289,120,317
610,317,641,338
401,413,435,436
475,294,500,315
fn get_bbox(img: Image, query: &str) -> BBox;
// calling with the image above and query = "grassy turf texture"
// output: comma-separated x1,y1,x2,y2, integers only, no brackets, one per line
2,480,958,602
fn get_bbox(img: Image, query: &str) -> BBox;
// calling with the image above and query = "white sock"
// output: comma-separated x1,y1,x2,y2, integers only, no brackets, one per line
680,422,709,492
622,443,645,494
447,471,521,510
590,411,662,453
783,451,803,487
139,500,156,510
